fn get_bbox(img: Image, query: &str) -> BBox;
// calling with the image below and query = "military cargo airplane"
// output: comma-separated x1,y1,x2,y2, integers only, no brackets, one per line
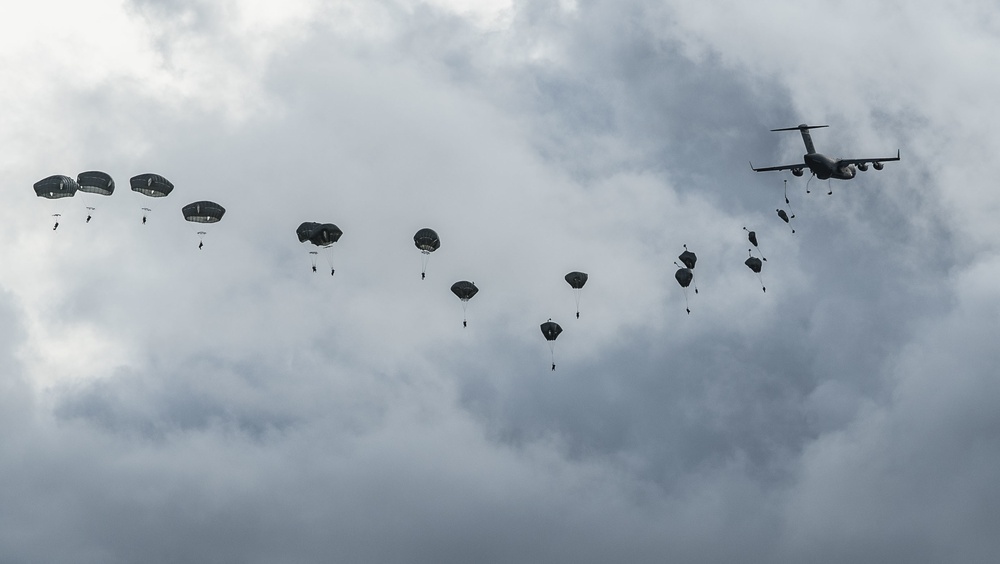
750,124,899,180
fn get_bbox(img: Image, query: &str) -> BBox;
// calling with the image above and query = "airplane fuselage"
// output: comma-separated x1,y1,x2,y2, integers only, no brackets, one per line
804,153,856,180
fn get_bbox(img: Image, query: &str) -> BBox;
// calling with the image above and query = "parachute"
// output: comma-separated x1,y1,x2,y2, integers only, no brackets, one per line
743,227,767,261
297,222,343,274
745,249,765,292
130,173,174,224
182,201,225,249
413,228,440,280
564,271,588,318
678,246,697,269
34,175,79,230
674,245,698,314
540,319,563,370
450,281,479,327
77,171,115,223
77,171,115,195
34,175,78,199
776,209,794,233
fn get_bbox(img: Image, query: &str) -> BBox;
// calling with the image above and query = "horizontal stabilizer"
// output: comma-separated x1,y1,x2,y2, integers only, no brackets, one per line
770,124,829,132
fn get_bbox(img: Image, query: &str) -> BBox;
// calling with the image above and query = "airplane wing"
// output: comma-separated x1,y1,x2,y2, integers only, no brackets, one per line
838,150,901,167
749,161,806,173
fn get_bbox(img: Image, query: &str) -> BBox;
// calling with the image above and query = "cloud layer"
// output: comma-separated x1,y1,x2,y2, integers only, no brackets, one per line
1,1,998,562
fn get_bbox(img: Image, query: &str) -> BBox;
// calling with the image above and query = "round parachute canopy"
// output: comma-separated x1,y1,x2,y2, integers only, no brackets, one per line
678,247,697,270
182,201,226,223
413,228,440,252
130,173,174,197
77,171,115,196
540,320,563,341
297,222,342,246
745,256,762,274
564,271,588,289
451,280,478,301
675,267,693,288
34,175,79,199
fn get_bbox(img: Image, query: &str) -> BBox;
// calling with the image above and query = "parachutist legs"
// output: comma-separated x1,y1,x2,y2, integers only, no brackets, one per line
198,241,203,250
86,215,92,223
312,265,317,273
422,272,425,280
463,320,467,328
142,216,147,225
576,311,580,319
551,363,556,371
330,268,335,276
53,222,59,231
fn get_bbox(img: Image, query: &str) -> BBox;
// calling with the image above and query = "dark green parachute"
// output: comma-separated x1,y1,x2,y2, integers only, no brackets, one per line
745,249,765,292
414,228,440,279
130,173,174,197
182,201,226,223
564,271,588,318
540,319,563,370
540,320,562,341
564,271,588,289
183,201,225,249
297,222,343,246
451,281,478,327
674,245,698,314
297,222,343,274
413,228,440,252
77,171,115,223
77,171,115,196
744,227,767,261
34,175,79,230
34,175,79,199
678,245,697,269
131,174,173,224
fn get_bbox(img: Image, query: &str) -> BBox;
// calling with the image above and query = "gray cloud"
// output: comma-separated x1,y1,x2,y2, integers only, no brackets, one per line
0,0,998,562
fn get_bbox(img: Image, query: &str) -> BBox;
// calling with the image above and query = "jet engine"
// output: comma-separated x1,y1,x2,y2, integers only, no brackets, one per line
857,162,869,171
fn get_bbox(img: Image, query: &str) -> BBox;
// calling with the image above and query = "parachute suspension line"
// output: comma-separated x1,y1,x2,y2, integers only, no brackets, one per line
783,179,795,218
420,250,430,280
322,245,336,276
197,231,207,250
52,213,61,231
549,341,557,371
141,207,151,225
573,289,582,319
309,251,319,273
461,300,469,328
674,261,692,314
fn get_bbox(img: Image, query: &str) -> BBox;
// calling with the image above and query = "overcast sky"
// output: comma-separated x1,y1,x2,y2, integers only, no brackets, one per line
2,0,999,562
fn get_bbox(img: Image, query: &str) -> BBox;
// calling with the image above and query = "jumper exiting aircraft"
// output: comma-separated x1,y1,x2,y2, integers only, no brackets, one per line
750,124,900,181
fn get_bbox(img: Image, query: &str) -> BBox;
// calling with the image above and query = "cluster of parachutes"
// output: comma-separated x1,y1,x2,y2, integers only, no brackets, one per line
35,171,793,369
294,224,584,371
33,172,225,248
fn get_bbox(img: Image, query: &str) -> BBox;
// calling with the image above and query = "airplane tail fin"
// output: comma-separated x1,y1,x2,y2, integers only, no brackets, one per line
771,124,828,154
